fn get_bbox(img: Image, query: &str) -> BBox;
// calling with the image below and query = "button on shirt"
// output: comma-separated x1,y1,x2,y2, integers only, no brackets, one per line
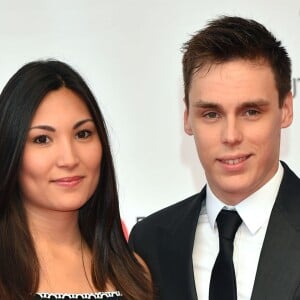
193,164,283,300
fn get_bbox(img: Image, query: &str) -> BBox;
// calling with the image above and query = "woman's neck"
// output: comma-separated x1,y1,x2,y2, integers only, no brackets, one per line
26,204,81,245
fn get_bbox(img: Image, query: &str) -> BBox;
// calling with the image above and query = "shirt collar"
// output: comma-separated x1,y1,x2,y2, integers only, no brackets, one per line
206,163,283,234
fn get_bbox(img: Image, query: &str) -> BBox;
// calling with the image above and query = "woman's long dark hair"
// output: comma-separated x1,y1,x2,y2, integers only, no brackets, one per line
0,60,153,299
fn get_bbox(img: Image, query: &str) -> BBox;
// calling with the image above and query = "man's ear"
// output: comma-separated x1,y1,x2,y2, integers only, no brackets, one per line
184,109,193,135
281,91,293,129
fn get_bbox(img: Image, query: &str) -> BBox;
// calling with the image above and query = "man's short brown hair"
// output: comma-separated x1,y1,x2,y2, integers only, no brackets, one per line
182,16,291,108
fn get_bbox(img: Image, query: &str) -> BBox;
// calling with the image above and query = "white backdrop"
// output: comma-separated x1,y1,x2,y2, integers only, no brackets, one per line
0,1,299,232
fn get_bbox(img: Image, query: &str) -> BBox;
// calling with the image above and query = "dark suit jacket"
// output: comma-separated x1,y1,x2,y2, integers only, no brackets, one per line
129,162,300,299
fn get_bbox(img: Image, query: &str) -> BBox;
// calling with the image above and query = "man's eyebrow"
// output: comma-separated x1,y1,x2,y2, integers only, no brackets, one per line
191,99,270,109
192,100,221,108
238,100,270,108
29,118,94,131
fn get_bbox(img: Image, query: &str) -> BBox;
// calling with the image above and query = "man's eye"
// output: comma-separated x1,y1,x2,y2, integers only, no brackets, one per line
33,135,50,144
245,109,260,116
76,130,91,139
204,112,219,119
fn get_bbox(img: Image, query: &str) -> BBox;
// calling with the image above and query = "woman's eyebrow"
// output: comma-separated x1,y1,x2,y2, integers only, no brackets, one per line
29,118,94,131
29,125,55,131
73,118,94,129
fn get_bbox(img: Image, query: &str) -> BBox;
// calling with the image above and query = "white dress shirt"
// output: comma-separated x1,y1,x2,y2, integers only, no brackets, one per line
193,164,283,300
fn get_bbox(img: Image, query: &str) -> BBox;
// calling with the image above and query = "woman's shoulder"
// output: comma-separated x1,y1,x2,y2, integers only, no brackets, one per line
35,291,123,299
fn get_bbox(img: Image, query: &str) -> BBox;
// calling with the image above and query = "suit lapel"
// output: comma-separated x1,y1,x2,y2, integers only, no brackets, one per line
159,189,205,300
251,162,300,300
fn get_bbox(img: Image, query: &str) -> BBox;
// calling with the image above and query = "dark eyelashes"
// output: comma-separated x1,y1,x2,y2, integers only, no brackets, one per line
32,135,50,144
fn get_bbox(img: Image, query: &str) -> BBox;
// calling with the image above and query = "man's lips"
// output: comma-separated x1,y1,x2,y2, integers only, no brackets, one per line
217,155,252,165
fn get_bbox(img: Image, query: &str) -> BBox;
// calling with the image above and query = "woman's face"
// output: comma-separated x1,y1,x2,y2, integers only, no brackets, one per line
19,87,102,214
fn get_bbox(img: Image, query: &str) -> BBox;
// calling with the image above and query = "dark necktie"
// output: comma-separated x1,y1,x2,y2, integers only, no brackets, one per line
209,209,242,300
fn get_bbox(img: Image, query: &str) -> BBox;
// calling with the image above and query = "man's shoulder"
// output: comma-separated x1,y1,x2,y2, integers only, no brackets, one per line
276,161,300,228
130,190,204,236
281,161,300,182
146,192,200,218
280,161,300,194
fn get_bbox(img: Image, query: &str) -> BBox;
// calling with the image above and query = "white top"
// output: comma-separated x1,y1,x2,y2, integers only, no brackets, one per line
35,291,122,299
193,163,283,300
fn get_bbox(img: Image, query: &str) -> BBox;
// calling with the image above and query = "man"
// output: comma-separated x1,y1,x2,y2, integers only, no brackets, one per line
129,16,300,300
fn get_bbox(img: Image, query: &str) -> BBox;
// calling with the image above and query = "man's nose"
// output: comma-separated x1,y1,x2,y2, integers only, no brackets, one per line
221,117,243,145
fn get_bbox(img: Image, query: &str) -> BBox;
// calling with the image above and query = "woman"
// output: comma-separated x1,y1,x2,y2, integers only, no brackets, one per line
0,60,153,299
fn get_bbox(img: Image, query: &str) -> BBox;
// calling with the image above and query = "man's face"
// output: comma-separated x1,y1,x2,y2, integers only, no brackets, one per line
184,59,293,205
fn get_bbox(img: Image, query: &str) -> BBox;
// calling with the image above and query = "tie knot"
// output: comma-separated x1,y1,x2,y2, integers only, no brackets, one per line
216,209,242,241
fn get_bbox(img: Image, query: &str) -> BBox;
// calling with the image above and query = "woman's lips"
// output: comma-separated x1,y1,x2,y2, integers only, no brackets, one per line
51,176,84,187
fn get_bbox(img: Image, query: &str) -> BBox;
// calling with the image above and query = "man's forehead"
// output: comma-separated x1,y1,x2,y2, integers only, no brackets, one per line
192,58,272,79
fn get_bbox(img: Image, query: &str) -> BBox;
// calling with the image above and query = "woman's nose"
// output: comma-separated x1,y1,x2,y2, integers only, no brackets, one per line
56,140,79,168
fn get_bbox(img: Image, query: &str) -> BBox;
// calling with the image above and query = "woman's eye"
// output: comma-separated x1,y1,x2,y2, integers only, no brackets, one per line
76,130,91,139
33,135,50,144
